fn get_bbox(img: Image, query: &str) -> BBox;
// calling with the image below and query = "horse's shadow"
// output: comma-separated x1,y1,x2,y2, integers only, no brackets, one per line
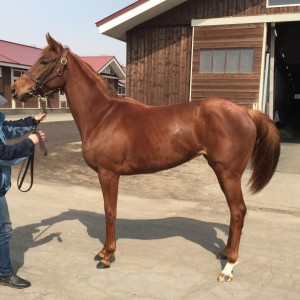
11,209,228,272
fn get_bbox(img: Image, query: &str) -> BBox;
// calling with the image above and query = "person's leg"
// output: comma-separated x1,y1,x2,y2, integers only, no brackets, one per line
0,195,13,276
0,195,30,288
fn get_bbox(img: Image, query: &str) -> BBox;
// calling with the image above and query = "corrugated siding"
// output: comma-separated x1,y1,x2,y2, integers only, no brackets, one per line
191,24,265,107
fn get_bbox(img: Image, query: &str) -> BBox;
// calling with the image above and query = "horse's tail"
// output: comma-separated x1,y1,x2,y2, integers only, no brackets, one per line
247,110,281,194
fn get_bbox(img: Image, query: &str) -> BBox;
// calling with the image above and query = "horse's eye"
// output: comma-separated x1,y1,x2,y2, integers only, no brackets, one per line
40,60,48,65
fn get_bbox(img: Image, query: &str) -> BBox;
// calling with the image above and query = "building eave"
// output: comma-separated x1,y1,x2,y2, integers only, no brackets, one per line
0,62,30,69
96,0,188,42
99,57,126,80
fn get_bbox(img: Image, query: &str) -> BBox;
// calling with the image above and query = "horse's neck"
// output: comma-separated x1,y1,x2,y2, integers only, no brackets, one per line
62,54,110,140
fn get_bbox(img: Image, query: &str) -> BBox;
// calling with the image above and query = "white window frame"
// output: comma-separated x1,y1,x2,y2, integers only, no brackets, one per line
12,68,26,82
11,69,27,109
118,84,126,97
199,48,254,74
267,0,300,8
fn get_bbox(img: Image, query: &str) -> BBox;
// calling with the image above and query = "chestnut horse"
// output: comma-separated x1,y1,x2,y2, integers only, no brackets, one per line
12,34,280,282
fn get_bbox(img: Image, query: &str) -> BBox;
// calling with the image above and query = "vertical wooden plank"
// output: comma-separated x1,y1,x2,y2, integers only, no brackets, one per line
178,27,188,103
228,0,237,16
172,27,181,104
236,0,245,16
150,27,159,105
137,29,145,102
126,31,132,98
132,30,139,101
157,27,166,105
143,29,151,104
164,27,172,105
197,0,205,18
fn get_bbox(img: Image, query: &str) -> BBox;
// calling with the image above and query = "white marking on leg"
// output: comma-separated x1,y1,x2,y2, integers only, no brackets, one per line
222,261,238,277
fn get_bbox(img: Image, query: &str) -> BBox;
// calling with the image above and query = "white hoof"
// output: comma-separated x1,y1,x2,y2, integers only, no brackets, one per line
217,272,233,283
217,261,238,283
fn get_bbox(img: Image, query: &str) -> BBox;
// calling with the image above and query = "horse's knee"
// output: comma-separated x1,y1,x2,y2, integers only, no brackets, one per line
105,209,116,223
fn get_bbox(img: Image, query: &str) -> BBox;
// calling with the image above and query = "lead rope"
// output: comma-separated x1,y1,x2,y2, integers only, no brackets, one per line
17,98,48,192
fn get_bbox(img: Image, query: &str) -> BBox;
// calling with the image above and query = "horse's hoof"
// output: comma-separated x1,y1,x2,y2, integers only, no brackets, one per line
94,254,103,261
96,261,110,269
217,273,233,283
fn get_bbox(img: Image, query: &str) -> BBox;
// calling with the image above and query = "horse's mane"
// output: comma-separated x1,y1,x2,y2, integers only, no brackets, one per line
71,51,120,99
72,52,143,105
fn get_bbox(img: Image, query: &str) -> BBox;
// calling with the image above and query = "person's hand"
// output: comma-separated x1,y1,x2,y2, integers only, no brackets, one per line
35,112,47,122
28,131,46,145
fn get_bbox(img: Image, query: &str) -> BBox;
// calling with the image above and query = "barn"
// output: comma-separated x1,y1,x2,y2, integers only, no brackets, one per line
97,0,300,137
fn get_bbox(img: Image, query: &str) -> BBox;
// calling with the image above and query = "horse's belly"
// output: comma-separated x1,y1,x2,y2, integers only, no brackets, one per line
120,144,204,175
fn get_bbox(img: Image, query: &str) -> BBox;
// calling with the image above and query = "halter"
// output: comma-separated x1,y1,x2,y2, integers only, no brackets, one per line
25,47,69,97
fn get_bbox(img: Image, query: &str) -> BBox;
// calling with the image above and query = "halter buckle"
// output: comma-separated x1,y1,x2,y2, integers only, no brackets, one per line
61,57,67,65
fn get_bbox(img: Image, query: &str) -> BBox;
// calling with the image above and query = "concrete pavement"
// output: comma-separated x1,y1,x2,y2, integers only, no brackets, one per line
7,111,74,123
2,170,299,300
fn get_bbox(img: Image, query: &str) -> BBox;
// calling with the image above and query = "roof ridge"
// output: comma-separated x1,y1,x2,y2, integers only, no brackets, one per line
81,55,114,58
0,39,42,50
0,52,19,64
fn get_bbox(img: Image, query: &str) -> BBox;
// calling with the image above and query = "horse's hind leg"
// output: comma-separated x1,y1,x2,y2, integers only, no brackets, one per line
95,169,120,269
208,160,247,282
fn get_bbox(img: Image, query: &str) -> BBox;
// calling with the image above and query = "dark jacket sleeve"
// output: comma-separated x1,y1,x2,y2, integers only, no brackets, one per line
0,138,35,164
2,117,37,139
3,117,37,127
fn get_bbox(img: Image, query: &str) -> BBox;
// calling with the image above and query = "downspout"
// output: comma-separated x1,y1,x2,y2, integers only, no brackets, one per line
189,25,195,102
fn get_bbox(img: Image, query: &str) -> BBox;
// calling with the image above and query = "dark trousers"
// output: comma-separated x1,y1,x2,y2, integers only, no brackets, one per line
0,195,13,276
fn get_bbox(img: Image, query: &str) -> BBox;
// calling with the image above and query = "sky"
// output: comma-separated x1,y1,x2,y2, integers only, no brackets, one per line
0,0,137,65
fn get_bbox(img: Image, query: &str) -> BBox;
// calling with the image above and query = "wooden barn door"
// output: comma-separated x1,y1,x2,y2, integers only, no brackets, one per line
191,23,265,108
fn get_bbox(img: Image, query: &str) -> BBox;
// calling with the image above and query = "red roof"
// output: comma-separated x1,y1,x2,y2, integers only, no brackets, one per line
0,40,41,66
0,40,125,79
81,56,114,72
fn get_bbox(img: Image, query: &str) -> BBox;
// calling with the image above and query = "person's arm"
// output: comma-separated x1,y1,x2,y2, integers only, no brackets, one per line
0,131,45,166
2,113,46,139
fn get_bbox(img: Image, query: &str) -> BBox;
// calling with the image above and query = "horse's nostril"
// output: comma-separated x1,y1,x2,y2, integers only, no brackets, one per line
11,88,15,95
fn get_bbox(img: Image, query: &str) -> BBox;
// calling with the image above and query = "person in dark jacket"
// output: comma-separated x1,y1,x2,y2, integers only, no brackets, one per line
0,95,46,289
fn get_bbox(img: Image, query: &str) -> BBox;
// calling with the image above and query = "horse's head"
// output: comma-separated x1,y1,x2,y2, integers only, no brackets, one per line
12,34,68,102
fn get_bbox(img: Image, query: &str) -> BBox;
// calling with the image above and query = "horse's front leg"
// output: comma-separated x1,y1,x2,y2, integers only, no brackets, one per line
95,169,120,269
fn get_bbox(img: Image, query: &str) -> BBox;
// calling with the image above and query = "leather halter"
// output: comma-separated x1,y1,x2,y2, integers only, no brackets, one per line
25,47,68,97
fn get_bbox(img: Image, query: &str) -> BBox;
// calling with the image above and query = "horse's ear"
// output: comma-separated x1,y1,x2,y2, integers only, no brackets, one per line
45,33,63,52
